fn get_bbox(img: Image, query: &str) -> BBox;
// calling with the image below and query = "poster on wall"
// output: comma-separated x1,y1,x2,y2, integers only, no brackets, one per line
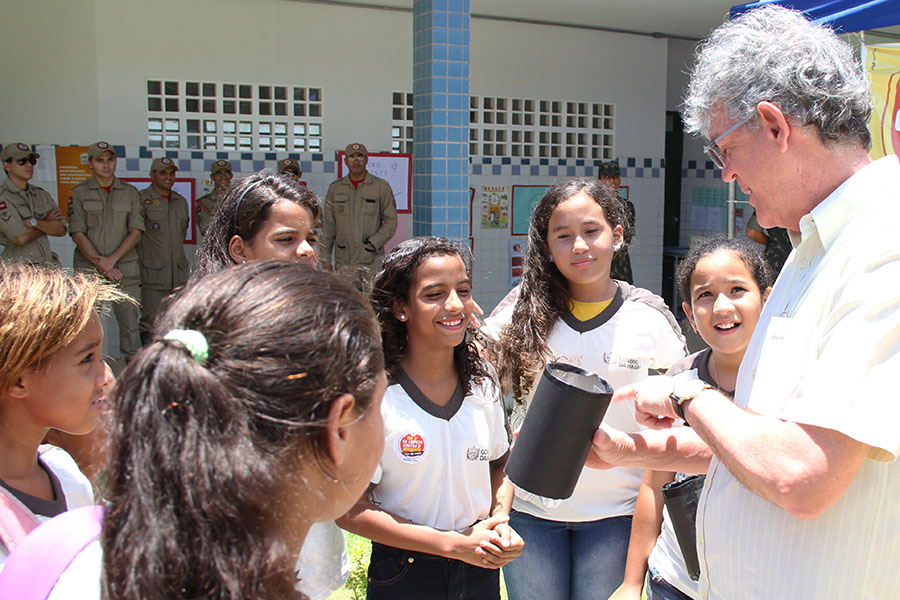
337,152,411,213
55,146,92,218
509,239,527,288
480,185,509,229
864,43,900,160
123,178,198,244
511,185,548,236
689,188,727,231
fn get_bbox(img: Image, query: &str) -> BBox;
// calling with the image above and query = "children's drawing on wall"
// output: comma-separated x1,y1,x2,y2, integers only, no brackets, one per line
481,185,509,229
510,239,527,288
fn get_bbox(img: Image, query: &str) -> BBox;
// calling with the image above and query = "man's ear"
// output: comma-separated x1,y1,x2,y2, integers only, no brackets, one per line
323,393,357,468
228,235,248,264
756,101,791,153
7,373,32,400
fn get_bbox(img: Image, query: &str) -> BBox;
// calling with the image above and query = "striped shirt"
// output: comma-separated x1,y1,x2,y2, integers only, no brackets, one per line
697,156,900,599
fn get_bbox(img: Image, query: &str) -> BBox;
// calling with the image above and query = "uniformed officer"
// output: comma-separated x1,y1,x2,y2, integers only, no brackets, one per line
599,160,635,284
277,157,301,178
195,159,232,237
320,143,397,278
69,141,144,361
0,143,66,264
138,157,189,341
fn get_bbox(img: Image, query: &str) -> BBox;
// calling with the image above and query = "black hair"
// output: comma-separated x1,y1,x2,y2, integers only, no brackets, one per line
194,170,320,279
101,261,383,599
676,236,773,307
497,178,624,402
371,236,488,396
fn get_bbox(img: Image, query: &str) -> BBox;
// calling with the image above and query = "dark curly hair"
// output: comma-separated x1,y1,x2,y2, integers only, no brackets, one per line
371,236,488,396
497,178,624,402
194,169,320,279
676,236,773,308
101,261,384,599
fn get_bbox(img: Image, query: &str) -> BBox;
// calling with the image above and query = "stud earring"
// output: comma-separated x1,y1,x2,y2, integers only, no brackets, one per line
398,314,406,321
613,243,622,252
548,255,554,262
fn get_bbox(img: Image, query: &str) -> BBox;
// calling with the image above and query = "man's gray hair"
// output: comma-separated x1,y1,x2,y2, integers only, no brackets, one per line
682,5,872,148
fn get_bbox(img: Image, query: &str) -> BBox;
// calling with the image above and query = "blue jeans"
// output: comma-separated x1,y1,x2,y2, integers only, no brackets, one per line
366,542,500,600
646,566,695,600
502,510,632,600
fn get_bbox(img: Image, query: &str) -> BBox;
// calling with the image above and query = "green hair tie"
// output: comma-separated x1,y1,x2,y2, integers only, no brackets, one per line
163,329,209,365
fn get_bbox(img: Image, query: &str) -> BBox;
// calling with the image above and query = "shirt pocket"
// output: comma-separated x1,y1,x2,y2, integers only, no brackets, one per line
140,254,167,287
82,200,104,228
362,194,379,216
112,199,133,233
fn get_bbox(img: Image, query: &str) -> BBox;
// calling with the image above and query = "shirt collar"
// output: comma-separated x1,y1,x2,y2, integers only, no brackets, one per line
2,178,27,195
803,155,898,251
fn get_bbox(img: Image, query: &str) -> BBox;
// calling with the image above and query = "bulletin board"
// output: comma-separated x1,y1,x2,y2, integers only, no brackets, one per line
55,146,92,217
123,178,198,244
511,185,549,236
337,152,412,213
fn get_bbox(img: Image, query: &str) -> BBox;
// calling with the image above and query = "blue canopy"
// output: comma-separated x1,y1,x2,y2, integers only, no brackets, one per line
731,0,900,32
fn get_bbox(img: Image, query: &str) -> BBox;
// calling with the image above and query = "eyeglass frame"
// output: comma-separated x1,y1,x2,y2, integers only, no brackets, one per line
703,116,750,170
11,156,38,166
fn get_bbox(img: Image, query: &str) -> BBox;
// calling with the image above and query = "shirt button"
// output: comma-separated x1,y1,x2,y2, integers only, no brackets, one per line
701,589,708,598
697,534,704,544
704,477,711,487
752,369,757,378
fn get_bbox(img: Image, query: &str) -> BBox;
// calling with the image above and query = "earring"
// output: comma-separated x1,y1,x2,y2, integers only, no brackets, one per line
398,314,406,321
548,255,554,262
613,243,622,252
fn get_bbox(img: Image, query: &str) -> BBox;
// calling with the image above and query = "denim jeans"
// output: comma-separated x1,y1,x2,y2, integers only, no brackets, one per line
502,510,632,600
366,542,500,600
646,566,695,600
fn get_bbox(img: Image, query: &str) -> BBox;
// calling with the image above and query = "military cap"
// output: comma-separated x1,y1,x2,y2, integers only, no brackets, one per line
1,143,39,162
150,157,178,172
87,141,115,161
345,142,368,157
211,159,233,175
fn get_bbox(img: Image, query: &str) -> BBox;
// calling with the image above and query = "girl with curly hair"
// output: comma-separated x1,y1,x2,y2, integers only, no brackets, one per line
339,236,522,600
484,178,686,600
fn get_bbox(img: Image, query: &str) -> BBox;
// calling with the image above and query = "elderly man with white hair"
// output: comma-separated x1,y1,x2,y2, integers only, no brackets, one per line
589,6,900,599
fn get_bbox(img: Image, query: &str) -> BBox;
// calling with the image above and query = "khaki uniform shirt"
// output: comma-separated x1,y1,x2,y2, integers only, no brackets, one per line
195,191,222,237
0,179,61,264
320,172,398,269
68,177,145,276
137,186,189,291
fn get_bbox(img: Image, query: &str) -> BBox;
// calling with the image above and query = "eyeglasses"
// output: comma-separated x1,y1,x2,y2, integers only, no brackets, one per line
15,157,37,166
703,116,749,170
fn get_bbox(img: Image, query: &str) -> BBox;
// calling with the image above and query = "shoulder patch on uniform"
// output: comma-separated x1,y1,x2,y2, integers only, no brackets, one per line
142,198,154,205
0,201,7,211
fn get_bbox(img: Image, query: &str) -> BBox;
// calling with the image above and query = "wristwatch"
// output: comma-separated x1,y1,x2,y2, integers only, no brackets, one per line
669,379,712,424
28,217,38,227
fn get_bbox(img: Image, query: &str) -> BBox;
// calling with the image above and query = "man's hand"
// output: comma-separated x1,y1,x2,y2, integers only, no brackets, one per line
586,423,634,470
44,207,63,221
614,376,680,429
96,255,118,274
102,267,123,282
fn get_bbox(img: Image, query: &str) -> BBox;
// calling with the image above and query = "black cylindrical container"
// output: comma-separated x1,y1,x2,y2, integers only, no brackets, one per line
504,362,614,499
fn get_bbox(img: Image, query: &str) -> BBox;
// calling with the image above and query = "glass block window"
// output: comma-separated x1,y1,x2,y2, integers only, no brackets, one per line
390,92,414,154
391,92,615,160
147,79,324,151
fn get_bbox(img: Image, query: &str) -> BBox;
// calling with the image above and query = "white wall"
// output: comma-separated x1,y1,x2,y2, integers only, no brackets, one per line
472,19,669,159
0,0,100,144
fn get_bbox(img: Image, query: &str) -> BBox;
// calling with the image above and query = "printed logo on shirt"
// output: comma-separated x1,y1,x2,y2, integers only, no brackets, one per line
466,446,490,462
602,352,641,370
395,432,428,463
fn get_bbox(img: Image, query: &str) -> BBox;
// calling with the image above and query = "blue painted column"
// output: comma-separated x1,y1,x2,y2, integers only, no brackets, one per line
412,0,470,239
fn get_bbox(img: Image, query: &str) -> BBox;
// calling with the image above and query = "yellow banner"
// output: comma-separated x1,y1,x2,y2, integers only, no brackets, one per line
866,44,900,160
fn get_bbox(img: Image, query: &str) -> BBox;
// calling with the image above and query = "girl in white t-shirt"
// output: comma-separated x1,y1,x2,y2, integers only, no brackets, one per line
486,178,686,600
611,237,772,600
0,264,123,570
338,236,523,600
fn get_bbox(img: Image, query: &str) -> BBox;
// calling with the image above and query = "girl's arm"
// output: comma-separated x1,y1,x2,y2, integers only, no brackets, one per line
608,469,674,600
336,484,510,569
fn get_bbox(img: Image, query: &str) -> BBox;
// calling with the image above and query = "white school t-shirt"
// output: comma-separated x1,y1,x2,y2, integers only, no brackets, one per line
370,372,510,532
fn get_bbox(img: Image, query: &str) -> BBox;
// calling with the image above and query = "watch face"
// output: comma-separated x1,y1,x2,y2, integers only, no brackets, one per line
673,378,709,400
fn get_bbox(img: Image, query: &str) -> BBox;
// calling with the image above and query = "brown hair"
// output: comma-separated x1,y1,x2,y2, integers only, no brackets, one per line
0,263,128,393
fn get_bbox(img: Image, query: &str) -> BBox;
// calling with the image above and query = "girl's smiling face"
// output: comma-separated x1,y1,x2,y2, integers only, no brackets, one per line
546,193,623,301
684,249,768,360
396,253,474,351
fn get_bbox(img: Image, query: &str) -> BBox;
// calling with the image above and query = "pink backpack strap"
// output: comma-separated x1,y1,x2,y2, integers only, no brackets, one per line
0,487,42,552
0,504,104,600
